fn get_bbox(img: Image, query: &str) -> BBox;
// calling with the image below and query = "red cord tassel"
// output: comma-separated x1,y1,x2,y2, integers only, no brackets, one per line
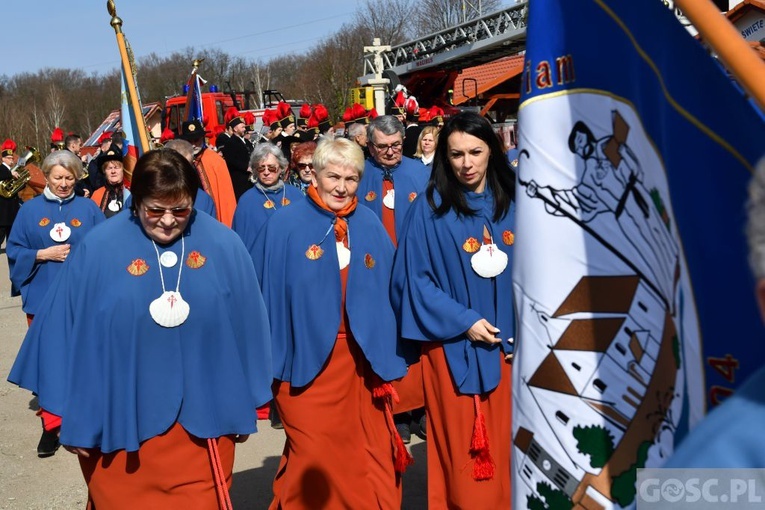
469,394,495,481
373,381,414,473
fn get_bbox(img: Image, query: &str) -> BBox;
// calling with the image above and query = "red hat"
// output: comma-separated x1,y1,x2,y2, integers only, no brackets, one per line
1,139,17,158
404,96,419,122
160,128,175,144
224,107,240,126
367,108,378,120
243,111,256,131
313,104,331,134
390,90,406,116
50,127,65,149
297,103,312,128
263,108,279,131
276,102,296,129
97,131,113,145
427,106,444,126
418,108,432,124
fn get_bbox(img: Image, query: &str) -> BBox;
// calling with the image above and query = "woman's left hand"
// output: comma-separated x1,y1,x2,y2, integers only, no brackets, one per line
466,319,502,345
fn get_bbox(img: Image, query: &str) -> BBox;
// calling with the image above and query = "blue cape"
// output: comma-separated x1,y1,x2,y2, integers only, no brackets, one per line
232,184,304,253
8,211,272,452
7,194,105,313
251,197,407,387
357,156,429,237
390,189,516,394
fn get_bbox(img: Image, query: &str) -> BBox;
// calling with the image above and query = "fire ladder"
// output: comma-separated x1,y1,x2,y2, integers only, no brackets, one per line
360,1,529,83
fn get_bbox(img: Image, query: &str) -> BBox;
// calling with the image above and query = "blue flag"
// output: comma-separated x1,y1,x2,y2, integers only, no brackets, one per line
185,69,206,123
512,0,765,508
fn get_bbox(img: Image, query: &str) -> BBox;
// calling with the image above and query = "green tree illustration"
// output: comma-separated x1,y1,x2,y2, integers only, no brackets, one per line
572,424,615,468
611,440,652,507
526,482,573,510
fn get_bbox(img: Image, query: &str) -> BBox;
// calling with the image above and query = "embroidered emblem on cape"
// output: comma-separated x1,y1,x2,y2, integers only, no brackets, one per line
70,218,82,227
408,192,417,202
263,199,275,209
365,191,377,201
127,259,149,276
306,244,324,260
462,237,480,253
364,253,376,269
510,158,519,169
186,251,206,269
38,218,50,227
281,197,291,206
502,230,515,246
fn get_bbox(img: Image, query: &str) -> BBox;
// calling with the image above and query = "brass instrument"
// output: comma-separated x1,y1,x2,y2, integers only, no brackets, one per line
0,146,42,199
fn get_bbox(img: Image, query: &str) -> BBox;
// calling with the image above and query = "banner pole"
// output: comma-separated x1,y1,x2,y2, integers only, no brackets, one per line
674,0,765,112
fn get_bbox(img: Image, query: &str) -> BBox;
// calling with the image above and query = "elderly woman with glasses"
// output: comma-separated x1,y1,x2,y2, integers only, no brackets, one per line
6,150,105,457
232,143,304,254
251,137,412,509
9,149,272,508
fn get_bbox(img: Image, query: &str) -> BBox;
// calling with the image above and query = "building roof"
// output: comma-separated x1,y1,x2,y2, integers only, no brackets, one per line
727,0,765,22
452,54,524,106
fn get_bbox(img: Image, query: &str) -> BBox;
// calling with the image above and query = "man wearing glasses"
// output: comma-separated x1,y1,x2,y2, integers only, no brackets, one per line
357,115,429,443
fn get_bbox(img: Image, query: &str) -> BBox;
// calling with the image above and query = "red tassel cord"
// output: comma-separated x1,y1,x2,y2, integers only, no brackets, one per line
469,394,495,481
373,381,415,473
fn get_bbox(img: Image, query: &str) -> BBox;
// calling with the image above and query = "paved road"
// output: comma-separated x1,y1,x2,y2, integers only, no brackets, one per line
0,250,427,509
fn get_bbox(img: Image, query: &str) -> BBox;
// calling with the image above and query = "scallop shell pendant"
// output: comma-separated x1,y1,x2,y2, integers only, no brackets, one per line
49,222,71,242
108,199,121,212
336,242,350,270
149,291,190,328
470,243,508,278
382,189,395,209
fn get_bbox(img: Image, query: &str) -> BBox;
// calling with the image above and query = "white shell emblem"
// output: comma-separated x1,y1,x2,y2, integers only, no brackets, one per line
149,291,190,328
336,242,350,270
49,222,71,242
108,199,121,212
470,243,508,278
382,189,395,209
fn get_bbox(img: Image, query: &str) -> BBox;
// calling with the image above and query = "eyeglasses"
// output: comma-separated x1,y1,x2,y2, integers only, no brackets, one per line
296,163,314,170
256,165,280,174
371,141,403,152
143,206,193,219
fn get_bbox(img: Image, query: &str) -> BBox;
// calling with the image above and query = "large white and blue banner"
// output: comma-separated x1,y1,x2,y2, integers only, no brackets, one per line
513,0,765,508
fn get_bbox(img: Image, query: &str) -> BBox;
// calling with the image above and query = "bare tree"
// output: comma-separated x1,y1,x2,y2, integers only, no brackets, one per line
354,0,417,47
415,0,503,37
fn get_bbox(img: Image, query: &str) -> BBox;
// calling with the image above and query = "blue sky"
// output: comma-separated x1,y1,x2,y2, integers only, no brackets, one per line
0,0,357,77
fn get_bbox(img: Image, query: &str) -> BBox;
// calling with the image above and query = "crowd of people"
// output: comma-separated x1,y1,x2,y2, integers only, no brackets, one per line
2,96,522,508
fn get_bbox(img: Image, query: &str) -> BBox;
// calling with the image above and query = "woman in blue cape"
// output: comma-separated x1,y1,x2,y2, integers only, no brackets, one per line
252,137,411,509
8,149,272,509
7,149,105,457
390,112,517,509
233,142,304,254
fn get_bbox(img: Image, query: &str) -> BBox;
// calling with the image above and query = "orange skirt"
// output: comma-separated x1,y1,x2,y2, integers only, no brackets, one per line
270,333,402,510
391,359,424,414
78,422,235,510
422,342,512,509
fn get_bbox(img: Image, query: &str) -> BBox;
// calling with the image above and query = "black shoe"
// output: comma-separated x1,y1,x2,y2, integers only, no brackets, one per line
270,418,284,430
396,422,411,444
415,414,427,440
37,428,60,458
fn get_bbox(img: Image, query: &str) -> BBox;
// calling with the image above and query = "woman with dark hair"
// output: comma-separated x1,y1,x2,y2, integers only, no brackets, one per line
9,149,272,508
391,111,516,508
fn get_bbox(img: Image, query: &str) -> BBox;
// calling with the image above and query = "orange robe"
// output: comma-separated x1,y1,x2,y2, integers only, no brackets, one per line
422,343,512,509
269,267,402,510
196,149,237,227
79,422,236,509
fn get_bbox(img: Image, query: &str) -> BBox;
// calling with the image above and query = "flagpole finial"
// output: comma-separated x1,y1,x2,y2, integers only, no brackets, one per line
192,58,205,71
107,0,123,33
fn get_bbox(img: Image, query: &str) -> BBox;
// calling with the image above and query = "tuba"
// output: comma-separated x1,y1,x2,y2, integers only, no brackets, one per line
0,146,42,199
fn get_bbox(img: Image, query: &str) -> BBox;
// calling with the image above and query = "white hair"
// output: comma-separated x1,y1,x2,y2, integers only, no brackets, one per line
747,156,765,278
